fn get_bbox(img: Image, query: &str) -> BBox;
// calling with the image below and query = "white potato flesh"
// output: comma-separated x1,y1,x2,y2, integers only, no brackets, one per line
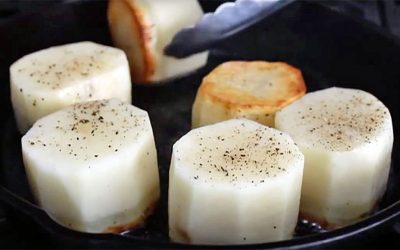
21,99,159,233
169,119,304,245
10,41,131,133
275,87,393,227
108,0,208,83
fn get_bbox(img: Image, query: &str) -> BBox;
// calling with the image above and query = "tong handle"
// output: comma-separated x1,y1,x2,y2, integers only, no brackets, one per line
164,0,295,58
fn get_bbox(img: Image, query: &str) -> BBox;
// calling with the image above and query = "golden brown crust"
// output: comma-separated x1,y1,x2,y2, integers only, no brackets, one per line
103,199,158,234
107,0,155,83
171,226,192,244
199,61,306,110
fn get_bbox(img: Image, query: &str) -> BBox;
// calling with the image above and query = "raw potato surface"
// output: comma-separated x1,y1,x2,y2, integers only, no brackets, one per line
21,99,159,233
169,119,304,244
10,41,131,133
275,87,393,227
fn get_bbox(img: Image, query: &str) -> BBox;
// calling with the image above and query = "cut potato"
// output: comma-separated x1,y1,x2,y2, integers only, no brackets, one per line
107,0,208,83
275,87,393,227
21,99,159,233
192,61,306,128
10,41,131,133
169,119,304,244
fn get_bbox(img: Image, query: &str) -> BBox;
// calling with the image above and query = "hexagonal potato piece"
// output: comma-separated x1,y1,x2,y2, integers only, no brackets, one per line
21,99,159,233
107,0,208,83
192,61,306,128
169,119,304,244
10,41,131,134
275,87,393,228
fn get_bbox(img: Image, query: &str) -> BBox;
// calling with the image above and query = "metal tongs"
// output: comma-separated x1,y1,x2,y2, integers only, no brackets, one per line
164,0,295,58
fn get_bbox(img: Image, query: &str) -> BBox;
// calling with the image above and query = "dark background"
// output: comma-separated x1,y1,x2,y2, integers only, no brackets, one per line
0,0,400,248
0,0,397,38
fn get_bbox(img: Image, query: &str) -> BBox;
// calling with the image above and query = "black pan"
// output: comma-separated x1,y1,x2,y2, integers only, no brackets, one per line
0,0,400,248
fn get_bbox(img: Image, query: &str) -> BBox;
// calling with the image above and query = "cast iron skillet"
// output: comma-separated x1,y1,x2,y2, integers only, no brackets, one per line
0,0,400,248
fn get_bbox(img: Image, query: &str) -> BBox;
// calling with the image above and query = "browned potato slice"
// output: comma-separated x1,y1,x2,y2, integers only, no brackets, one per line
107,0,208,83
192,61,306,128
